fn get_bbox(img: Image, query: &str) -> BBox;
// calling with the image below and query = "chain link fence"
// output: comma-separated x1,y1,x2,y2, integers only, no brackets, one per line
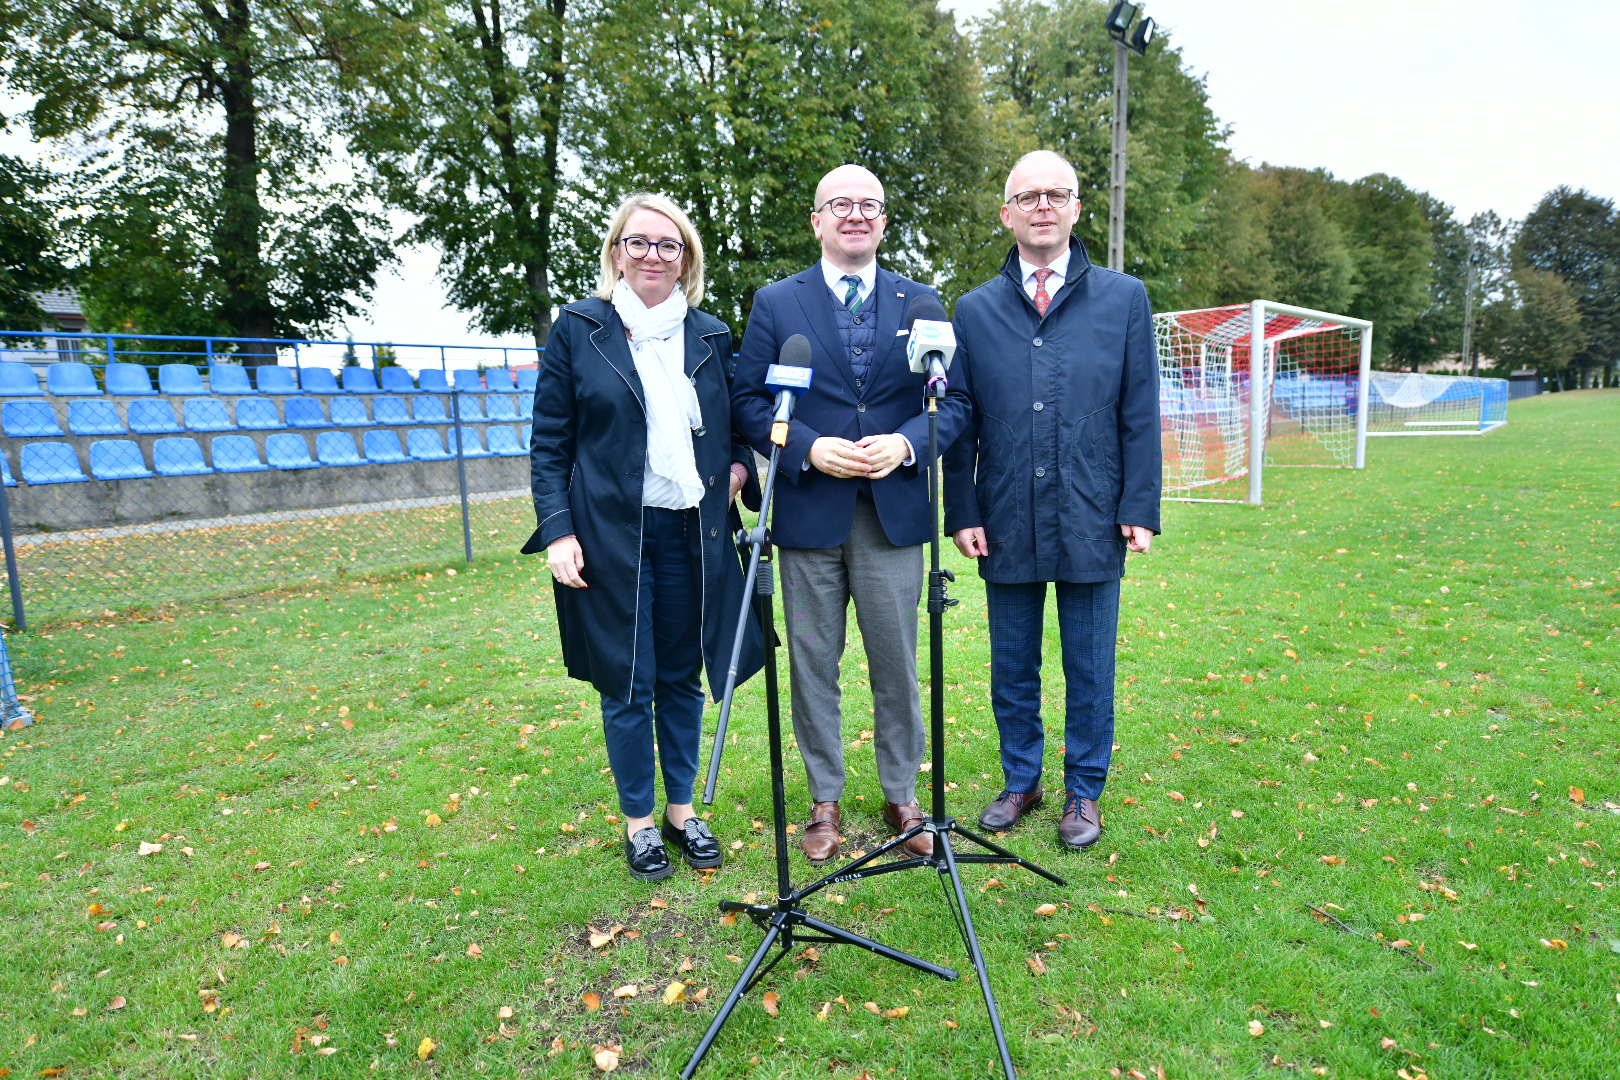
0,331,542,628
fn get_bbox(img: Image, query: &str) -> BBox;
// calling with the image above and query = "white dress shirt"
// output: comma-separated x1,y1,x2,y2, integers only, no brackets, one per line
821,257,876,306
1018,247,1072,302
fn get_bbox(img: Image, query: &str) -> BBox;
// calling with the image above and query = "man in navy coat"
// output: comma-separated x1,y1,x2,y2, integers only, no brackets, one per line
943,150,1162,850
733,164,971,864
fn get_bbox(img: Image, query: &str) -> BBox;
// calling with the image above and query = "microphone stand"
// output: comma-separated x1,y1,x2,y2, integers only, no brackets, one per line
684,427,957,1080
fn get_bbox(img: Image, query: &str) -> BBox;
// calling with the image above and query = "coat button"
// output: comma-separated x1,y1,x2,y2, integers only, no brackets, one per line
1034,467,1045,477
707,475,716,488
710,527,718,539
857,402,867,413
853,316,862,325
852,347,863,355
1033,401,1044,411
1033,337,1044,347
692,426,706,437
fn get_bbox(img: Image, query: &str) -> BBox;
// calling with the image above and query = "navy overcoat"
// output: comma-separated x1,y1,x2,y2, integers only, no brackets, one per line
522,297,764,703
942,238,1162,583
731,264,972,549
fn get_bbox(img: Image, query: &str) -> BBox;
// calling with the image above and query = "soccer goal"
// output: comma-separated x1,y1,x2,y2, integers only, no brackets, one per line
1154,300,1372,505
1364,372,1509,436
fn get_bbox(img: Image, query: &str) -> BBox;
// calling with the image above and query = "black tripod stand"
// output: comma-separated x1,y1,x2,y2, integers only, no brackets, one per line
682,421,957,1080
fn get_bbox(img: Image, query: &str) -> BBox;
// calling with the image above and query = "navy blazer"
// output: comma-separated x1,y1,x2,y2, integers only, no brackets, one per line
732,263,972,549
943,237,1162,584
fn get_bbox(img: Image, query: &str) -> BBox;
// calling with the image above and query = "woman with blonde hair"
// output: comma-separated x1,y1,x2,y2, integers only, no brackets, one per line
524,193,763,881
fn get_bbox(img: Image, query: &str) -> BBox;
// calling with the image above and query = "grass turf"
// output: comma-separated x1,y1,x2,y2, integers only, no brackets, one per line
0,389,1615,1079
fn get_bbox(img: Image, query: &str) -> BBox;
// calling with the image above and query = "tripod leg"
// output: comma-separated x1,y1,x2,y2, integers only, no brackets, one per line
949,823,1068,887
797,914,958,980
681,920,785,1079
937,832,1018,1079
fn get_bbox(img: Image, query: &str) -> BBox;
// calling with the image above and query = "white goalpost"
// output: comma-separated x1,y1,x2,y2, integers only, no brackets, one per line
1153,300,1373,506
1364,372,1510,436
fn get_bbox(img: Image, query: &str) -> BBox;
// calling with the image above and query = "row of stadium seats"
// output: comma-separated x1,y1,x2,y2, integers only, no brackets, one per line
2,394,528,437
3,426,533,485
0,360,538,398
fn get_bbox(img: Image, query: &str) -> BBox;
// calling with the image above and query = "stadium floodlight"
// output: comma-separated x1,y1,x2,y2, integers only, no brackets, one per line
1104,3,1152,271
1129,16,1156,55
1105,2,1139,38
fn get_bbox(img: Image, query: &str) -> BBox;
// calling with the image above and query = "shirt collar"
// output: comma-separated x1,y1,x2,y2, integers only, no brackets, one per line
1018,247,1072,286
821,257,877,297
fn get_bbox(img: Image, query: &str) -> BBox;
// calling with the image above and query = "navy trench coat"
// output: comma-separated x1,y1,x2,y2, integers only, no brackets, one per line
522,297,764,703
943,238,1162,584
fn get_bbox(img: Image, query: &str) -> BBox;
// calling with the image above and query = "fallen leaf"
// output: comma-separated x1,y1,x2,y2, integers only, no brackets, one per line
612,984,637,999
864,1002,881,1014
107,996,127,1011
253,861,270,872
1035,903,1058,916
593,1047,619,1072
333,956,348,966
1026,955,1047,976
762,991,779,1016
95,920,117,933
417,1037,435,1060
1390,939,1412,949
1569,786,1584,804
980,878,1004,892
1169,791,1185,802
425,813,441,827
498,1006,514,1019
943,1018,959,1029
1381,1037,1397,1050
466,942,483,958
316,1047,337,1056
583,992,601,1011
1320,855,1344,865
138,842,163,856
649,897,667,909
1458,941,1478,951
220,933,243,949
1248,1019,1264,1036
816,1001,831,1021
882,1006,910,1019
662,982,686,1006
1540,938,1568,950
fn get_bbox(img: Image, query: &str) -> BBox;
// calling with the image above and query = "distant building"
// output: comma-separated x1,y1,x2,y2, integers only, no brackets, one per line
7,288,90,365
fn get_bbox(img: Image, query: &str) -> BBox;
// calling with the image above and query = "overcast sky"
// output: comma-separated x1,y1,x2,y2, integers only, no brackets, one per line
10,1,1617,354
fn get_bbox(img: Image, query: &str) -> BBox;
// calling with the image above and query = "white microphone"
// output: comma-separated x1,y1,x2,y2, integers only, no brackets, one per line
766,334,814,447
904,295,956,388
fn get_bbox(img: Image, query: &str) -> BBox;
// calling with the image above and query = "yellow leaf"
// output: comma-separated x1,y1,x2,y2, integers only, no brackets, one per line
1248,1019,1264,1036
612,984,637,999
593,1047,620,1072
582,992,601,1011
328,931,341,946
1026,955,1047,976
1540,938,1568,950
882,1006,910,1019
425,813,441,827
762,991,780,1016
815,1001,831,1022
416,1037,435,1060
1569,786,1585,804
662,982,686,1006
333,956,348,966
1035,903,1058,916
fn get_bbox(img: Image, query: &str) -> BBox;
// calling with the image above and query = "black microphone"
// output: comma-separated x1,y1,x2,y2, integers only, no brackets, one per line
766,334,814,447
904,295,957,390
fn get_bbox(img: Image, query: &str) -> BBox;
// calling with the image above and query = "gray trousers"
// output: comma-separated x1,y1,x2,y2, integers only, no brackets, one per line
778,495,924,806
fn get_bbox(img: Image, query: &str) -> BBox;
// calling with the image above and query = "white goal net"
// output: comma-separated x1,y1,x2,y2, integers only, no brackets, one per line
1154,301,1371,504
1364,373,1509,436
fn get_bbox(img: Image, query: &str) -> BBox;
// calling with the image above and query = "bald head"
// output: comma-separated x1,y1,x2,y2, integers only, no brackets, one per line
811,163,888,272
1004,151,1079,202
815,164,885,209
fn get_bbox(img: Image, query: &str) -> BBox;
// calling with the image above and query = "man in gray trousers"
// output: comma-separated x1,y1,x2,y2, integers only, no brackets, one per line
731,164,972,864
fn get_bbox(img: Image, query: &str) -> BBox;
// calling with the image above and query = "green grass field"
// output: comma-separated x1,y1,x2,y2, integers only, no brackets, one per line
1,390,1615,1079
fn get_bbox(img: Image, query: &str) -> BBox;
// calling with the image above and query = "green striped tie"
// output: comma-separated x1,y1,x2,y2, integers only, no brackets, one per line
841,274,863,317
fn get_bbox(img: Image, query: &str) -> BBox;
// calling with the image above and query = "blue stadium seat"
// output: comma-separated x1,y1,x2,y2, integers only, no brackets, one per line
329,398,374,426
519,423,531,448
158,364,208,395
316,431,366,466
182,398,236,432
299,366,340,394
448,427,492,458
69,400,126,435
0,361,43,396
266,432,319,469
515,369,539,394
207,364,255,395
452,369,487,394
341,367,380,393
3,401,65,437
362,429,411,463
20,442,88,484
453,395,487,421
128,399,184,434
485,395,519,420
380,367,419,394
105,362,157,395
46,362,101,396
153,437,212,477
90,440,156,480
1,451,14,487
284,397,328,428
417,368,451,394
485,368,518,393
234,398,285,430
412,396,449,423
405,428,453,460
372,395,411,425
486,425,525,457
255,366,299,394
211,435,268,473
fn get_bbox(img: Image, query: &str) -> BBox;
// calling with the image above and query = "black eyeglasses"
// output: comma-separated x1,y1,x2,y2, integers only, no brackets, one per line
618,235,686,262
816,197,887,220
1008,188,1075,212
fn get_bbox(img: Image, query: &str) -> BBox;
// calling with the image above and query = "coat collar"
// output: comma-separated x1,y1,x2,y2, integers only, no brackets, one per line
565,296,726,411
791,262,910,397
998,235,1093,321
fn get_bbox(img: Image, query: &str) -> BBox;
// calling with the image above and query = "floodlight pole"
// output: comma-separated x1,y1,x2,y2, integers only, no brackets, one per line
1462,243,1479,377
1108,39,1128,273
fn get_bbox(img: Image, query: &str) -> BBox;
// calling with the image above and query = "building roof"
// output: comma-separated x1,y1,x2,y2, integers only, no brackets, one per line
32,288,84,317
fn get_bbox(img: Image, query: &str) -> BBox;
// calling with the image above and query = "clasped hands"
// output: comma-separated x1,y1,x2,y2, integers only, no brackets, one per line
808,434,909,480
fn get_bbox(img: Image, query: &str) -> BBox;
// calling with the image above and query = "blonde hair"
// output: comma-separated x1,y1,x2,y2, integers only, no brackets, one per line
595,192,707,306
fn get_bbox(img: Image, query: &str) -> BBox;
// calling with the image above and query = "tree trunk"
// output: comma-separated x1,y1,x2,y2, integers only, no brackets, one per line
212,0,277,362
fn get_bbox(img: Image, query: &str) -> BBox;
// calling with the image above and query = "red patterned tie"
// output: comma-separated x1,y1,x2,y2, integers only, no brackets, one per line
1033,267,1053,317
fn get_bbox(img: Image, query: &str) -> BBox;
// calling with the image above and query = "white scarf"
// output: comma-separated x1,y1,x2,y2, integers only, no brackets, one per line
612,278,705,509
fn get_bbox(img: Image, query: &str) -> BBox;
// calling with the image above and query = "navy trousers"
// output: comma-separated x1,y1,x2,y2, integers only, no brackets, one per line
985,578,1121,799
598,507,704,818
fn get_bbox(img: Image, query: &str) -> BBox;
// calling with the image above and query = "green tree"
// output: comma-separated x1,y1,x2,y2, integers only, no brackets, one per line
1476,267,1585,383
1514,187,1619,387
0,152,68,332
5,1,407,355
1250,167,1358,316
971,0,1225,308
348,0,576,346
1334,172,1432,348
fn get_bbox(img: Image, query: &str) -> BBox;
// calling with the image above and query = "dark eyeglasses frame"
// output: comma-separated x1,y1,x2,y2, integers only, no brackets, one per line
618,235,686,262
816,197,887,220
1008,188,1075,212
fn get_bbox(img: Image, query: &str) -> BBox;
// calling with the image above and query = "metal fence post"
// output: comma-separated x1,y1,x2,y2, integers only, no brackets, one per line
0,473,24,631
446,348,473,564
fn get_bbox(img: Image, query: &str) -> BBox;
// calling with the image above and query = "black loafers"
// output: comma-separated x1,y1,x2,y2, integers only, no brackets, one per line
662,816,724,870
625,826,674,881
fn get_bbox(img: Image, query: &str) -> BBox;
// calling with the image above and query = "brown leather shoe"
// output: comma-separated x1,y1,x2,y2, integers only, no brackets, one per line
1057,791,1101,850
978,787,1044,831
801,801,841,865
883,800,933,858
